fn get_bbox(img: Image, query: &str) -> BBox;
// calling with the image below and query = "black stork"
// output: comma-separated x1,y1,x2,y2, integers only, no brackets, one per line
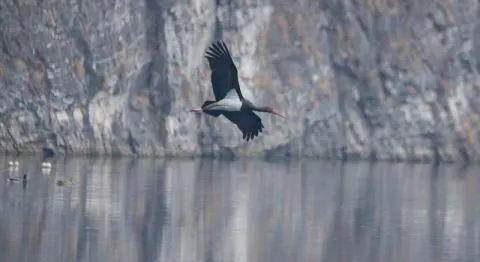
190,41,285,141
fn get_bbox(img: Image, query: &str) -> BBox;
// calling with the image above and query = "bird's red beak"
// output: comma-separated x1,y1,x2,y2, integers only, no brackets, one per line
189,107,202,113
271,109,286,118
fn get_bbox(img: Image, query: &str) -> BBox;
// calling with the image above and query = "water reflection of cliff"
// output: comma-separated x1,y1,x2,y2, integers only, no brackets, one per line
0,157,479,262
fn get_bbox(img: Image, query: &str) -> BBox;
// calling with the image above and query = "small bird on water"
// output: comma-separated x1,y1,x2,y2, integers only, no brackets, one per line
56,177,74,186
6,173,27,184
8,160,19,167
41,147,54,169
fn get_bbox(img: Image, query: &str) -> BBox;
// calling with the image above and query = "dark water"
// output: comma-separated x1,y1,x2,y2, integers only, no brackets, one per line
0,156,479,262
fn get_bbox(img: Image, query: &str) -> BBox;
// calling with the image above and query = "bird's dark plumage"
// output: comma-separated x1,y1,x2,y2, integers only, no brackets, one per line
205,41,244,101
42,147,55,158
223,111,264,141
201,101,222,117
204,41,264,141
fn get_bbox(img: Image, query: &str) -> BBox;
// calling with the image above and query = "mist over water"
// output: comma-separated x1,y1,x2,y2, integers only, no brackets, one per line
0,156,478,262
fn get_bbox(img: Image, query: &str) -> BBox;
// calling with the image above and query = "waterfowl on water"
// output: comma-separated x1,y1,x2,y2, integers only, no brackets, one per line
41,147,55,169
8,160,19,167
56,178,74,186
6,174,27,183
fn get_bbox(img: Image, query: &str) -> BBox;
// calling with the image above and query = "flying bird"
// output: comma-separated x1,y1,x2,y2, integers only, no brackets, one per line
190,41,285,141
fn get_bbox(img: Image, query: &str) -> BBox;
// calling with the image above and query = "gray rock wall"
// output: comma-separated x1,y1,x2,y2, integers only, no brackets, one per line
0,0,479,162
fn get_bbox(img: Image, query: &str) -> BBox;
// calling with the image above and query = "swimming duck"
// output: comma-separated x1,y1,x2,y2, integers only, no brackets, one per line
56,177,74,186
41,147,54,168
8,160,19,167
6,174,27,183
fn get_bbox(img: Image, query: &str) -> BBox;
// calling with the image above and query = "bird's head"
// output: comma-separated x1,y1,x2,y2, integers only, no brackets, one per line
264,106,286,118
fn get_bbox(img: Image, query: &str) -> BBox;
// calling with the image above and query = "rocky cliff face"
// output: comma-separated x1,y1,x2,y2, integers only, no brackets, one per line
0,0,479,162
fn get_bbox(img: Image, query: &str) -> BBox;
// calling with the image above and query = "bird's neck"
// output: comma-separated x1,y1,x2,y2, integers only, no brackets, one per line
249,104,269,112
257,106,270,112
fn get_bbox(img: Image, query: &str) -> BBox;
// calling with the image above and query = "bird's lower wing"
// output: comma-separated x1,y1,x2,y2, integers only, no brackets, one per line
223,111,264,141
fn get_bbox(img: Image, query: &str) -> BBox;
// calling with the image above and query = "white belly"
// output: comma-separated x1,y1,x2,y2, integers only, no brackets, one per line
215,98,242,111
216,89,243,111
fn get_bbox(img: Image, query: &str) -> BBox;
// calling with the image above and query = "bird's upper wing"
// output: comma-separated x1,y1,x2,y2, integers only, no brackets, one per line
205,41,244,101
223,111,264,141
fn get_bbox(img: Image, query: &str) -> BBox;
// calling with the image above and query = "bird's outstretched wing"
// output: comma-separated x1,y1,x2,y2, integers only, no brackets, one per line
205,41,244,101
223,111,264,141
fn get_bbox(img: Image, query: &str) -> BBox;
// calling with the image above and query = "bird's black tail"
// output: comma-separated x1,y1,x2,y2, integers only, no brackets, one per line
201,101,222,117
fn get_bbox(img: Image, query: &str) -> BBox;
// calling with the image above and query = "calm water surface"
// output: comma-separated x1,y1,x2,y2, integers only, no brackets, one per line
0,156,479,262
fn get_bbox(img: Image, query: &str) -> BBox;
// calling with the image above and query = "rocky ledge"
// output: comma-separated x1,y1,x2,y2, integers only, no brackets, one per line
0,0,479,162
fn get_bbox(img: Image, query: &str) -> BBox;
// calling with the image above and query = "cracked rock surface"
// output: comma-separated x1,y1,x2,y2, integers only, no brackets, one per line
0,0,479,162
